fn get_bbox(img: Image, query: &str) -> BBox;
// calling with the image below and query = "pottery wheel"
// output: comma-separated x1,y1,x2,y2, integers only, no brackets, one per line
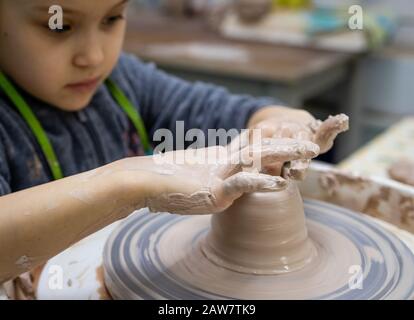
103,199,414,299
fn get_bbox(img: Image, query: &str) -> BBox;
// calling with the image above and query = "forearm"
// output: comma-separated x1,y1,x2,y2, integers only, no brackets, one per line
0,160,151,283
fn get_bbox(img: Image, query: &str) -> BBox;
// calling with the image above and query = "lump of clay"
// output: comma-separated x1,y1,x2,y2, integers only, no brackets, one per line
201,181,317,274
388,158,414,187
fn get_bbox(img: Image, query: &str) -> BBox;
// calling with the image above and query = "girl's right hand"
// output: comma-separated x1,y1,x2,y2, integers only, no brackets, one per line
115,137,320,216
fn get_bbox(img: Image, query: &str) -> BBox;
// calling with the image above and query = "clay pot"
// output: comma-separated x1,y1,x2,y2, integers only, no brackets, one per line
202,181,317,274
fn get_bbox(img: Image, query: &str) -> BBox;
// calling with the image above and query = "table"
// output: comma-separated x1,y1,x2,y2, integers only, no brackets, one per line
124,11,351,99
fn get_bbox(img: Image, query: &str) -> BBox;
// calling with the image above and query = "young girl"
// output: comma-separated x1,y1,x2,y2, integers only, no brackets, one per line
0,0,347,298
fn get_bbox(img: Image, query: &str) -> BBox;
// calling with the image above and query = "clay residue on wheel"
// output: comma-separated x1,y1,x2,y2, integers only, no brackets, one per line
318,171,414,233
96,265,112,300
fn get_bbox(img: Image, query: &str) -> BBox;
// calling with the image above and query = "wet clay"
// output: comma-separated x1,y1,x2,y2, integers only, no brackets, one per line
202,181,317,274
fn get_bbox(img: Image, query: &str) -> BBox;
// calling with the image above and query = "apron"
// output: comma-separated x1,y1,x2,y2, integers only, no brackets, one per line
0,71,153,181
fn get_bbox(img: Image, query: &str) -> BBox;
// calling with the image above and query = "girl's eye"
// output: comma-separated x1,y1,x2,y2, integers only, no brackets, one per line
103,15,124,26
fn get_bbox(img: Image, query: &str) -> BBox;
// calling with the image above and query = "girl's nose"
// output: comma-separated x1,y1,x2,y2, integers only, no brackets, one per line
73,36,104,68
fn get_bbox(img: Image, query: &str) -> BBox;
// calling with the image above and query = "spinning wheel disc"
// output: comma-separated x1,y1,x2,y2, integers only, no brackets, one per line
103,199,414,300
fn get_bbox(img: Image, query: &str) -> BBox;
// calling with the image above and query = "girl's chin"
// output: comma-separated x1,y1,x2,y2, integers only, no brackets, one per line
54,99,91,112
55,93,95,111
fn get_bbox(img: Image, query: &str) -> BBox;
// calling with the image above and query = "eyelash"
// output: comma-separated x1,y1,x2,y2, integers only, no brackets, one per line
103,15,125,26
46,15,125,34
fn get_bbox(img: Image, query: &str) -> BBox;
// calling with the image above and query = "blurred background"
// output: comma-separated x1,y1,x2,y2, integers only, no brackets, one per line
122,0,414,179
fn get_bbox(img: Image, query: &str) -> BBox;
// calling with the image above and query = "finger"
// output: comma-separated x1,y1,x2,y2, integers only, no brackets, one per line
227,129,252,153
271,123,308,140
16,273,35,295
291,128,313,141
236,138,320,169
254,121,278,138
227,126,273,153
220,138,319,178
220,172,287,202
313,114,349,154
282,159,311,180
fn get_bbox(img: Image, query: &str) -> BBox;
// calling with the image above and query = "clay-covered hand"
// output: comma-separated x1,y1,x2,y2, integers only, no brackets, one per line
117,138,319,215
247,110,349,180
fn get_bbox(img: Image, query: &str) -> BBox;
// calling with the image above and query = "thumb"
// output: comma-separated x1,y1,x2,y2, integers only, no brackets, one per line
219,171,287,203
313,114,349,154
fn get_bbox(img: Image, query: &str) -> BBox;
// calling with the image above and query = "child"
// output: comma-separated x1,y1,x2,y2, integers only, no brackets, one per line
0,0,347,298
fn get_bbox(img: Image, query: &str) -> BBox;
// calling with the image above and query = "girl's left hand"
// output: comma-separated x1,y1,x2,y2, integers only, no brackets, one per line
243,108,349,179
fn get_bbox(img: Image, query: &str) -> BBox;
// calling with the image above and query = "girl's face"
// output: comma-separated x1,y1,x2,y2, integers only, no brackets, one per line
0,0,129,111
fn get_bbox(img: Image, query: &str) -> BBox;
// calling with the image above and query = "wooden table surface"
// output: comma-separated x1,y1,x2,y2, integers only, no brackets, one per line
123,10,354,84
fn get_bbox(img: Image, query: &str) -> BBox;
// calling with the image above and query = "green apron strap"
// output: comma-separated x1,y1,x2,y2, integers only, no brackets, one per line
0,72,153,181
105,79,153,156
0,71,64,180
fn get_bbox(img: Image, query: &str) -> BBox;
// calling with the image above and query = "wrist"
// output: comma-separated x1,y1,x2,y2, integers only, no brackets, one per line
105,158,173,215
113,165,153,203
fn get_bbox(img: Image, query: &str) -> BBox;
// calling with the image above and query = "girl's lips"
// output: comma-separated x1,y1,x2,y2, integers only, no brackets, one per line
66,77,101,92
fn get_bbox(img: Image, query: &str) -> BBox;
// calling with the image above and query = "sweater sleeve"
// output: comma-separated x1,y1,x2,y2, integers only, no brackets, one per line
115,53,284,145
0,125,12,197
